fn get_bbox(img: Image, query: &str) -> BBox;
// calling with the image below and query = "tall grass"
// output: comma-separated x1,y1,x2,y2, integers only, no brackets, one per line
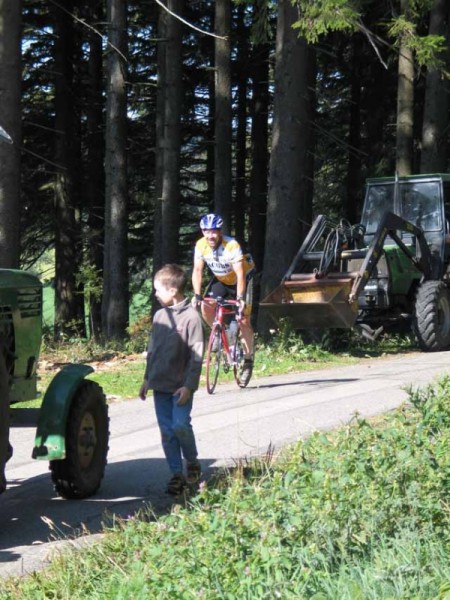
5,378,450,598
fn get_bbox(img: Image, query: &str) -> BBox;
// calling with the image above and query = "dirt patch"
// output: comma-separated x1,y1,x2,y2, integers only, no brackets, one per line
38,352,145,374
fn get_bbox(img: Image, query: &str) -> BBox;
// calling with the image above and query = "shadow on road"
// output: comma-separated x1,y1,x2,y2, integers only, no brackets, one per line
254,377,359,390
0,456,217,563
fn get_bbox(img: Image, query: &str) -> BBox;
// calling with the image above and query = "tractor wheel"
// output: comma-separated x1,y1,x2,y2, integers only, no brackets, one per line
413,281,450,351
0,351,9,494
50,380,109,499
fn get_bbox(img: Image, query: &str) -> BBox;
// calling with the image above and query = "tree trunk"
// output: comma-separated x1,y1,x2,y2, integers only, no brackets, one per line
305,51,316,220
152,6,166,275
160,0,182,265
206,64,215,207
258,0,313,336
0,0,22,268
71,19,86,338
102,0,129,341
249,28,270,275
234,4,248,242
151,5,167,315
248,2,270,327
85,0,105,340
365,59,393,175
396,0,414,176
53,0,83,339
214,0,232,233
420,0,449,173
345,36,362,224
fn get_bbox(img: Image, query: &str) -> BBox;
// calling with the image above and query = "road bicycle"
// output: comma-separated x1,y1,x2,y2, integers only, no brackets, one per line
203,296,248,394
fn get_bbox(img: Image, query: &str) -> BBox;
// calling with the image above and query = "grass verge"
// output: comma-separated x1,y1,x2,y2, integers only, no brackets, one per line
4,376,450,598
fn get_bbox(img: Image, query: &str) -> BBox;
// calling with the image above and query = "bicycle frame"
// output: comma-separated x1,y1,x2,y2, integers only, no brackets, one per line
203,297,244,394
211,298,237,352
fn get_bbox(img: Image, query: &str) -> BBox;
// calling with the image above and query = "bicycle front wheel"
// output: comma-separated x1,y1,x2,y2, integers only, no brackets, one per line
232,327,246,386
206,325,223,394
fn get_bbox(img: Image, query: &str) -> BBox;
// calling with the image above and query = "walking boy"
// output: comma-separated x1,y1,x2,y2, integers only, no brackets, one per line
139,264,204,495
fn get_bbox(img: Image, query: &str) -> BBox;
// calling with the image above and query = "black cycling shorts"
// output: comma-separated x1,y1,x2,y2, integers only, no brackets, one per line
206,279,236,300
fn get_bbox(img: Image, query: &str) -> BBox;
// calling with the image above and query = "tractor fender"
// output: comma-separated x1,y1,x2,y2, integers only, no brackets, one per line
32,364,94,461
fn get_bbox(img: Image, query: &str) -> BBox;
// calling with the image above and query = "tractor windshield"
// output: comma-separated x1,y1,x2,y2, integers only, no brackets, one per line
362,181,442,234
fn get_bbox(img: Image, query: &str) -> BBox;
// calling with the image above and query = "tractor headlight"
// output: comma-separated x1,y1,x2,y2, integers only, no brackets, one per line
364,282,377,306
377,278,389,293
364,278,389,307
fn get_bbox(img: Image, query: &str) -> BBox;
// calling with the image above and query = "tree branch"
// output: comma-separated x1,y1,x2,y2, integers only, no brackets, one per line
357,21,389,70
47,0,127,63
154,0,227,40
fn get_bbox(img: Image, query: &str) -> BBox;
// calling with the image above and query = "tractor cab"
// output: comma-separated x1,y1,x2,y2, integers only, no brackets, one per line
362,177,445,236
361,175,450,276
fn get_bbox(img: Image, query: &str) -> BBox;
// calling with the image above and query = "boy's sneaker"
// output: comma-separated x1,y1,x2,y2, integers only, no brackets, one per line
239,359,253,387
186,460,202,484
167,474,186,496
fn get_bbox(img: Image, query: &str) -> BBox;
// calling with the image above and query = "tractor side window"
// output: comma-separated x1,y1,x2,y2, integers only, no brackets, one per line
401,182,441,232
444,182,450,227
362,185,394,235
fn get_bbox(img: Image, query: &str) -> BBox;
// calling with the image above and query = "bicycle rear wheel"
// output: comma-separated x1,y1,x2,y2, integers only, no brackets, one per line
232,327,246,386
206,325,223,394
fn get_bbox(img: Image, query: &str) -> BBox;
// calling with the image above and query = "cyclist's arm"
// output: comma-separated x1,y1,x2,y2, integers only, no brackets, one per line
232,259,246,299
192,256,205,296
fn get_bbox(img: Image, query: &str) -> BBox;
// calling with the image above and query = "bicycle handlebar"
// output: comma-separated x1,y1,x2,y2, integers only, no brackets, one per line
202,296,244,320
202,296,239,307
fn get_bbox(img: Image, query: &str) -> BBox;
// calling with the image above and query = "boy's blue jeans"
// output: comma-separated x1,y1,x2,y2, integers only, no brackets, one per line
153,391,198,475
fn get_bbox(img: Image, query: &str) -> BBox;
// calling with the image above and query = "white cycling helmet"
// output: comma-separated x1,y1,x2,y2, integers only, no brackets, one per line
200,213,223,230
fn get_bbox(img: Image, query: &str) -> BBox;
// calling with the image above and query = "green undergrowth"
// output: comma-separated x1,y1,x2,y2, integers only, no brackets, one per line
12,327,407,409
5,378,450,599
33,328,418,403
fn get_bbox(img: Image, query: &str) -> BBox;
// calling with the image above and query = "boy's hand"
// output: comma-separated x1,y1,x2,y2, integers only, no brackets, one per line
139,380,149,401
191,294,202,309
175,386,191,405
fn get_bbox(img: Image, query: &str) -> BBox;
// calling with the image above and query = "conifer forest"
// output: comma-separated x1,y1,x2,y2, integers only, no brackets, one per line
0,0,448,340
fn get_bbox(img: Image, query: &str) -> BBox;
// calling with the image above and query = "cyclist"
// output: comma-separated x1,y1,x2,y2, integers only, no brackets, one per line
192,213,255,386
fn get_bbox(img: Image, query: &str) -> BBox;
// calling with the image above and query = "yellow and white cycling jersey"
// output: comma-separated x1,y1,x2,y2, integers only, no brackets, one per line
194,236,255,286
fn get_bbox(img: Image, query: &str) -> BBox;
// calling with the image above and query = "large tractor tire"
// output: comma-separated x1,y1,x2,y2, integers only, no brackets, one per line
50,380,109,499
413,280,450,351
0,351,9,494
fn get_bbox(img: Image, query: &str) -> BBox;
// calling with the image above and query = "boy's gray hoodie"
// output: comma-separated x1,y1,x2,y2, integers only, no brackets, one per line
144,298,204,393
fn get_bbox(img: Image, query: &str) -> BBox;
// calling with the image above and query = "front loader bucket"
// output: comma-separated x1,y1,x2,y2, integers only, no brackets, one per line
260,274,358,329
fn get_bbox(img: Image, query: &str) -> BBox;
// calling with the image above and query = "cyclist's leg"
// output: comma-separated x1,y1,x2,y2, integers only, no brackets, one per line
201,279,219,326
200,277,215,327
239,314,254,358
237,310,254,387
200,300,215,327
240,276,255,358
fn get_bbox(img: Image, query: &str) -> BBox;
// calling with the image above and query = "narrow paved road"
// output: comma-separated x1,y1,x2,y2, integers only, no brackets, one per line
1,351,449,579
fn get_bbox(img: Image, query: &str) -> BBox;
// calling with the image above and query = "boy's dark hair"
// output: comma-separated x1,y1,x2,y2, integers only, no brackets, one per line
154,264,187,293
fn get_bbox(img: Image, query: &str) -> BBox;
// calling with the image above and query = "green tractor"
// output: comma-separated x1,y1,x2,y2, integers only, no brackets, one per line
261,173,450,350
0,126,109,499
0,270,109,499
